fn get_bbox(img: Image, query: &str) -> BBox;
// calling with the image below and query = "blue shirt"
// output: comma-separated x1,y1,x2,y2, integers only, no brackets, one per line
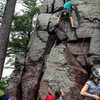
64,1,73,11
86,80,100,94
56,98,63,100
3,95,9,100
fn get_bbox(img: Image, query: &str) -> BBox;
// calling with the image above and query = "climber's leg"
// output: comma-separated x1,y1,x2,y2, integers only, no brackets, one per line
56,11,63,25
69,16,75,28
57,16,61,24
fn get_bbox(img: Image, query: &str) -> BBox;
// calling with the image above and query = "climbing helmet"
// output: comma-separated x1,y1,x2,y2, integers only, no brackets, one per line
93,68,100,79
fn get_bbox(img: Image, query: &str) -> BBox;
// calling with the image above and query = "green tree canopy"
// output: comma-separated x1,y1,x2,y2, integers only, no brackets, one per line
8,0,39,54
0,77,10,96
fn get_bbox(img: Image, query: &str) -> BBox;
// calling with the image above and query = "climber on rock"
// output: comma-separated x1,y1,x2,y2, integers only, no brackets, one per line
56,0,76,31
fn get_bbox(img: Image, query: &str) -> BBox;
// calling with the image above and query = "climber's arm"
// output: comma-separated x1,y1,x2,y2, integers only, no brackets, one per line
71,5,75,10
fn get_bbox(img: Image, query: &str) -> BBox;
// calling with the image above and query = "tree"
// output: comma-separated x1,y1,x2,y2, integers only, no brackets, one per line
8,0,39,54
0,0,17,79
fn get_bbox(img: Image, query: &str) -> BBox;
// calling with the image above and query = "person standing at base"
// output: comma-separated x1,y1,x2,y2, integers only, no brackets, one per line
55,89,65,100
80,68,100,100
44,92,55,100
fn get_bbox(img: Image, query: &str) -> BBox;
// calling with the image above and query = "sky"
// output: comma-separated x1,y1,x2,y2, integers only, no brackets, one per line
2,55,15,77
15,0,42,14
2,69,14,77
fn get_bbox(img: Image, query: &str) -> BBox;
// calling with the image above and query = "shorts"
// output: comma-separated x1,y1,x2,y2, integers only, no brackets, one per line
59,9,72,18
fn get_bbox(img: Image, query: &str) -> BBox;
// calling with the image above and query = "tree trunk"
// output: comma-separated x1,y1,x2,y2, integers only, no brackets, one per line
0,0,17,79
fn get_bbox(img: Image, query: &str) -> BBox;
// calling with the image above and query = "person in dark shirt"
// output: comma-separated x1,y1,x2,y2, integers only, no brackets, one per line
55,89,64,100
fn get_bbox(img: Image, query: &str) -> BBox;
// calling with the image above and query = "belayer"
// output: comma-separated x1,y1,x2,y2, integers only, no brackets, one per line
80,68,100,100
55,89,65,100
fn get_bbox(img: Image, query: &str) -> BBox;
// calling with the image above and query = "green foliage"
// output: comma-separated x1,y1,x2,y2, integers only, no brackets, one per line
8,32,29,53
12,0,39,32
0,77,10,96
9,0,39,54
12,14,32,32
22,0,39,15
0,1,6,17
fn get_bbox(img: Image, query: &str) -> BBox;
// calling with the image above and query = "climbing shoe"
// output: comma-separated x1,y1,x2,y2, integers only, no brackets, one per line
72,27,77,31
55,24,59,28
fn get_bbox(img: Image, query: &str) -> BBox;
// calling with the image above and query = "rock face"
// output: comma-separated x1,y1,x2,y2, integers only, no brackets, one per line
7,0,100,100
